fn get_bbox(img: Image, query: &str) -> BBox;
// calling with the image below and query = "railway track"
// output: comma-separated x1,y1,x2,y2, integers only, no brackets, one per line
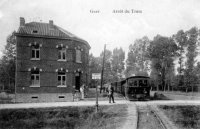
148,105,167,129
135,102,173,129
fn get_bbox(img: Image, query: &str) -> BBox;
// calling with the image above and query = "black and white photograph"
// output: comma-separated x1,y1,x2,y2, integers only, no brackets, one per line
0,0,200,129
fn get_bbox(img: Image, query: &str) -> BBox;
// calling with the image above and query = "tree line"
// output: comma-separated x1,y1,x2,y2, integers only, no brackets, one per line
90,27,200,92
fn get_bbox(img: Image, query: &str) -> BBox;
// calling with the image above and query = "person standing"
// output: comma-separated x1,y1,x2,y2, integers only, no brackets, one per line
108,85,115,103
80,84,85,100
72,85,75,101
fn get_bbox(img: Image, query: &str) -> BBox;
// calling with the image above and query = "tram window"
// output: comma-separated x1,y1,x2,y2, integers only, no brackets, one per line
134,81,137,86
143,80,147,86
139,80,143,86
128,79,133,86
128,79,134,86
128,87,135,94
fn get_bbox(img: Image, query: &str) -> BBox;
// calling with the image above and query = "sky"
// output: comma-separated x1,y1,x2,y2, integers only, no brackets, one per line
0,0,200,58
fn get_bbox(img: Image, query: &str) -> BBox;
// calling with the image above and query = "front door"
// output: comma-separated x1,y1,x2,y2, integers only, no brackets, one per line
75,72,81,91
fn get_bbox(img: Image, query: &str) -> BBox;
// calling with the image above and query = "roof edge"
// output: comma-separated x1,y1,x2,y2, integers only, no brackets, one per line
15,33,91,49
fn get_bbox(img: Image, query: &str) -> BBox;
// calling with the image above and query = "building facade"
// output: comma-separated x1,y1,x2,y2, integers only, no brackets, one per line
15,17,90,102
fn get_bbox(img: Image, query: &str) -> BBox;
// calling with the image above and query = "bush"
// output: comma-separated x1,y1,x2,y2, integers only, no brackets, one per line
160,105,200,129
0,105,127,129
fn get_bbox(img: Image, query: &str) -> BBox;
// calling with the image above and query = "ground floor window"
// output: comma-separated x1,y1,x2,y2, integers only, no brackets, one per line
58,73,66,87
31,71,40,86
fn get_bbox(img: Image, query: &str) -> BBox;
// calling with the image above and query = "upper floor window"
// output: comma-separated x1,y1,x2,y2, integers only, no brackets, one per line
58,48,66,61
56,44,68,61
76,49,82,63
29,42,42,60
32,47,40,59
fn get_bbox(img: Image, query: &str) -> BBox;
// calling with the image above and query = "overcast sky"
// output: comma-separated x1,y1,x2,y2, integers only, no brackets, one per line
0,0,200,57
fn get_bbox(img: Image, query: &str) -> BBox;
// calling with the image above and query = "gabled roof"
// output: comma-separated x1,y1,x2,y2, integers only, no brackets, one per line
16,21,90,48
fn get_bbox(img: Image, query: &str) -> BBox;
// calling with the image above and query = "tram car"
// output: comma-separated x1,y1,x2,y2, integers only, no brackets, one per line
111,80,126,96
112,76,150,100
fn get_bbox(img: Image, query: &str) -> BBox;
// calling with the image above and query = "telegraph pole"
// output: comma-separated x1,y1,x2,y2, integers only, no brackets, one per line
95,79,98,112
100,44,106,93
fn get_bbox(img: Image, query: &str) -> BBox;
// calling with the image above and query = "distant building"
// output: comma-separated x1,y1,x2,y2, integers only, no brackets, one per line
15,17,90,102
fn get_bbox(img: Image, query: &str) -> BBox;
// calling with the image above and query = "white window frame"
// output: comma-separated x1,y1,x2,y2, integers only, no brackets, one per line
58,48,66,61
30,73,40,87
76,49,82,63
31,47,40,60
57,73,67,87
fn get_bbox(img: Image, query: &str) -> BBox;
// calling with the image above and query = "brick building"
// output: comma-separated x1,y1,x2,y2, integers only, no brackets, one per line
15,17,90,102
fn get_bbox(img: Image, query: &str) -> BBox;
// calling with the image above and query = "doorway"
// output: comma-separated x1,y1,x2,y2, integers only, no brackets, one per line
75,72,81,91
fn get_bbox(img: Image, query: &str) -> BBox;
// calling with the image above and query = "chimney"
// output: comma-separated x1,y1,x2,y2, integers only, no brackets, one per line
20,17,25,26
49,20,53,28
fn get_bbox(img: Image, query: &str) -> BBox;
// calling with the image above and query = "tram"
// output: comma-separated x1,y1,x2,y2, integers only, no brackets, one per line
111,76,151,100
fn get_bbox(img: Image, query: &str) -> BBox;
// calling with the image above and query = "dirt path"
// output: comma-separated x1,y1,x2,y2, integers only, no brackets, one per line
0,100,129,110
137,104,163,129
120,103,138,129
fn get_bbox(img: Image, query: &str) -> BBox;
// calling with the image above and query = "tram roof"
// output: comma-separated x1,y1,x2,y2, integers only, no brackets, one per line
126,76,150,80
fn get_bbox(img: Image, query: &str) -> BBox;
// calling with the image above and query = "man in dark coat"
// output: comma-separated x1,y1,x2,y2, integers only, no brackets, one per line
108,85,115,103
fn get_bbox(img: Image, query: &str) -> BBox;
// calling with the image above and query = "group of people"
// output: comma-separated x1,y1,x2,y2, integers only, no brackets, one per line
72,84,86,101
73,83,115,103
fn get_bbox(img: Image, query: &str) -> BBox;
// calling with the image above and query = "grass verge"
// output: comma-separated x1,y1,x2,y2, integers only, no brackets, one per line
159,105,200,129
0,104,127,129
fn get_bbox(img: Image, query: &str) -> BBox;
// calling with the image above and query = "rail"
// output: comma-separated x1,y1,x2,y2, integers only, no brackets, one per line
136,102,169,129
147,104,167,129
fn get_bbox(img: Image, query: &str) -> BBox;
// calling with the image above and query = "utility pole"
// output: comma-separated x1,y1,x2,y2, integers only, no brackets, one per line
95,79,98,112
100,44,106,93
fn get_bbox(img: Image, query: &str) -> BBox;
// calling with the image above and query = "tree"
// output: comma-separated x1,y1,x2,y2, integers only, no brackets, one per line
125,45,137,77
126,36,150,77
111,47,125,81
184,27,199,92
88,54,102,87
100,49,112,84
173,30,188,87
0,31,16,92
174,30,187,74
89,54,101,73
147,35,178,91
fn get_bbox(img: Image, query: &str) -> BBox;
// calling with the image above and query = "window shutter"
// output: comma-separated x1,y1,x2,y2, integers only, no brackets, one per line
66,73,70,87
66,50,73,61
58,51,61,59
32,49,35,58
76,50,81,63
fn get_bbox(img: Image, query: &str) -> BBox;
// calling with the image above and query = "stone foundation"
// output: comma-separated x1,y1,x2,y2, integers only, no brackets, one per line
16,93,73,103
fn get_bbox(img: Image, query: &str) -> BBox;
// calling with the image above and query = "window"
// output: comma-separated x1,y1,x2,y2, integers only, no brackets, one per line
76,49,82,63
31,47,40,59
128,79,134,86
143,80,147,86
32,30,38,33
139,80,143,87
31,70,40,87
58,48,66,61
31,96,38,99
134,81,138,86
57,72,66,87
59,96,65,98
